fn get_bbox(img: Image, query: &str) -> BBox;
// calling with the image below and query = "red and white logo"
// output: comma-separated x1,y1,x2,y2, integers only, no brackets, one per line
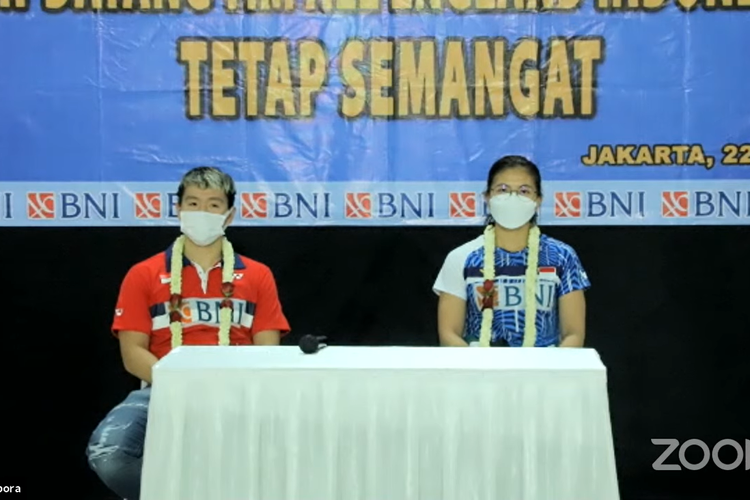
134,192,161,219
661,191,689,218
345,192,371,218
449,192,476,218
554,192,581,218
241,193,268,219
27,192,55,219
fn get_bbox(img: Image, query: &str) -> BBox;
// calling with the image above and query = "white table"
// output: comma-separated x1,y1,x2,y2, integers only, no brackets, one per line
141,346,620,500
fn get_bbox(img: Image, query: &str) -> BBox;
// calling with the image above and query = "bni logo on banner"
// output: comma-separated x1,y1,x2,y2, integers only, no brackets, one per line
660,190,750,219
26,192,122,220
552,190,646,219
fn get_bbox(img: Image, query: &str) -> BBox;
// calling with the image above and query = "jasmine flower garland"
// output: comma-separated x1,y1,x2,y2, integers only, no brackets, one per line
478,225,541,347
168,235,235,348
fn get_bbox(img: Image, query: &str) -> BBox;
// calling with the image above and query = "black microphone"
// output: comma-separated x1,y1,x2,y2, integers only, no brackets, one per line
490,337,509,347
299,334,327,354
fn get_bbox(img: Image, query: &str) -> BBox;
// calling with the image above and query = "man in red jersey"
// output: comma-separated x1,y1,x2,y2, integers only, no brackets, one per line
86,166,290,500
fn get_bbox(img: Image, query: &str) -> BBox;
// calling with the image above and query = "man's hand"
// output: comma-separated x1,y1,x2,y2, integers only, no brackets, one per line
253,330,281,345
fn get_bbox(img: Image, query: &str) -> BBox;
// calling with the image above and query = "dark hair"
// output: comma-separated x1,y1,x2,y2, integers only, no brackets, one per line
177,166,236,207
484,155,542,226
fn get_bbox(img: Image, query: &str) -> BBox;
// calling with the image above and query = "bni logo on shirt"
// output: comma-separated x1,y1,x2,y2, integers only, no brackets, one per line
159,298,254,329
474,269,558,311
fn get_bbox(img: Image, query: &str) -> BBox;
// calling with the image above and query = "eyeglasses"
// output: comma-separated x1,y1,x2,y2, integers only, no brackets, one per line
489,184,537,198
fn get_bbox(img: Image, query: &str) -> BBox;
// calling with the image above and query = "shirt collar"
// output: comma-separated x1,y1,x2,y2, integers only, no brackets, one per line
164,243,246,270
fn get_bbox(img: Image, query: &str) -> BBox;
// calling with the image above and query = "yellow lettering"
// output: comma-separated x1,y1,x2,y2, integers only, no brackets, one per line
212,41,237,118
42,0,66,9
652,146,670,164
370,40,394,117
543,39,575,117
641,0,667,8
425,0,584,11
258,0,294,10
447,0,470,11
265,42,296,117
439,40,470,117
574,39,604,117
595,0,667,9
237,40,264,117
397,40,437,117
509,39,540,118
186,0,212,12
389,0,412,8
415,0,440,8
298,40,327,117
340,40,367,118
581,145,598,166
313,0,334,10
36,0,404,11
304,0,378,10
615,146,636,164
672,145,689,164
178,39,209,119
337,37,603,120
551,0,582,7
138,0,182,8
474,40,506,117
599,147,616,165
686,145,706,164
674,0,699,8
697,0,750,10
390,0,441,9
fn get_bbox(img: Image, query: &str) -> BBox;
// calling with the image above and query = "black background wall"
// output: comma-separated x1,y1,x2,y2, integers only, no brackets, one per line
2,225,749,500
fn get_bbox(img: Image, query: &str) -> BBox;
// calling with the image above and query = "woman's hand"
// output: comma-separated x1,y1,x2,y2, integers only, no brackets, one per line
558,290,586,347
437,293,469,346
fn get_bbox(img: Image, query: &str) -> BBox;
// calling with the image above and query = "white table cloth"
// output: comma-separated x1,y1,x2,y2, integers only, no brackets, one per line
141,346,619,500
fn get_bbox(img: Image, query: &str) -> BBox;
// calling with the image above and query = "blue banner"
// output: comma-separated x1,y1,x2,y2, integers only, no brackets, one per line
1,1,749,226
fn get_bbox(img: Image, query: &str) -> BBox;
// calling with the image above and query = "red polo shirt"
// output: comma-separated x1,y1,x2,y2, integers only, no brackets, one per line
111,245,290,359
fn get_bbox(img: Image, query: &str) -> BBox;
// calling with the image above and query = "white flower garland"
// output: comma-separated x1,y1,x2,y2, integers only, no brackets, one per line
478,225,496,347
169,235,235,349
478,224,541,347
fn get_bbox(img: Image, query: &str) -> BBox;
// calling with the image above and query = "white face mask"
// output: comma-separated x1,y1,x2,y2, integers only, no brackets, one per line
179,210,230,246
489,193,538,230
